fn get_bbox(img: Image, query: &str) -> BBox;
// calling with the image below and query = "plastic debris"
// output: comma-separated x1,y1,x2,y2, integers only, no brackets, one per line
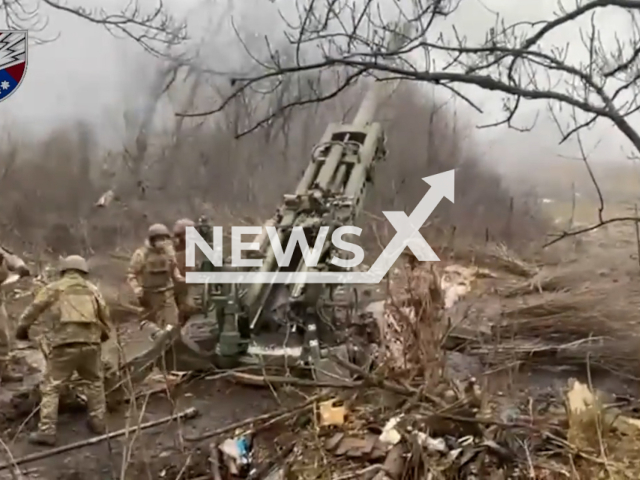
378,416,402,445
319,399,347,426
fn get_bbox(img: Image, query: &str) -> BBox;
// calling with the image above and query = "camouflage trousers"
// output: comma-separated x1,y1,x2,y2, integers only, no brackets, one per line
140,289,179,328
174,284,198,326
39,343,105,435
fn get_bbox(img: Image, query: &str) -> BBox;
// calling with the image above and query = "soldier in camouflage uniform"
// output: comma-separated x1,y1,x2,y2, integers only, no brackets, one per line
16,255,112,446
172,218,196,325
127,224,184,329
0,246,31,383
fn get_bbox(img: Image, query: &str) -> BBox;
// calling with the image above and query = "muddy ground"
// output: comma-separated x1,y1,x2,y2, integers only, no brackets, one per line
0,278,300,480
0,318,298,479
2,218,640,479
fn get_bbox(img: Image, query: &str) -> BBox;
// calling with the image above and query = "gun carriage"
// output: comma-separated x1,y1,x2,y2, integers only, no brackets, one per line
115,28,413,385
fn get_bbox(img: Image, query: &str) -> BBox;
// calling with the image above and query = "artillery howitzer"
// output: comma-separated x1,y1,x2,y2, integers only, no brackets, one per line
116,27,413,385
114,88,388,386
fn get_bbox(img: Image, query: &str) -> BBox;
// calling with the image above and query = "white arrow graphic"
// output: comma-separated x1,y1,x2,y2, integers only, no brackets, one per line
186,169,455,284
363,169,455,283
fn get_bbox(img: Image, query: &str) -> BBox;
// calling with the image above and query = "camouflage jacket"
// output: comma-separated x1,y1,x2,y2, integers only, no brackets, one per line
174,245,199,299
18,272,112,347
174,246,189,277
127,240,184,296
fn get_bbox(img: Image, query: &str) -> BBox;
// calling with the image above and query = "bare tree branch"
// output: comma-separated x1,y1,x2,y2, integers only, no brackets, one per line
180,0,640,242
1,0,187,55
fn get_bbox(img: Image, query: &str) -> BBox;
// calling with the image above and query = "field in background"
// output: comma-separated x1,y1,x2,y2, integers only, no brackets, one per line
501,158,640,226
4,83,640,478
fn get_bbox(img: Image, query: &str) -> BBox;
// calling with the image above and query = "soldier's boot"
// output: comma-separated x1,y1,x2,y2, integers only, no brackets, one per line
87,417,106,435
28,431,56,446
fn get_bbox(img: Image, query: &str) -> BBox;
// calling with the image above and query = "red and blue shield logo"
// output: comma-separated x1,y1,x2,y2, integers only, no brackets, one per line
0,30,27,103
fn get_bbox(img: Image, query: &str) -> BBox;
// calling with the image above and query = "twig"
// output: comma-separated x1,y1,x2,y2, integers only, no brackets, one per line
185,393,329,442
246,442,295,480
209,443,223,480
329,355,448,409
174,453,192,480
0,436,21,480
230,372,364,389
0,407,199,471
335,464,384,480
120,391,151,479
634,204,640,269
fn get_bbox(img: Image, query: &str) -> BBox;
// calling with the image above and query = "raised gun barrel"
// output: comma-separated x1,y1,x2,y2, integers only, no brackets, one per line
117,25,413,380
243,102,386,325
243,26,410,329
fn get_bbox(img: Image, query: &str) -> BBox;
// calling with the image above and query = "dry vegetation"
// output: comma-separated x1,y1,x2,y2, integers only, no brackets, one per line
4,83,640,477
7,0,640,477
0,81,545,258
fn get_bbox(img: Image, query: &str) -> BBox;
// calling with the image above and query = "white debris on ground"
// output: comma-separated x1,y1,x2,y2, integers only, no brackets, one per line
366,263,483,327
439,264,483,309
364,262,487,375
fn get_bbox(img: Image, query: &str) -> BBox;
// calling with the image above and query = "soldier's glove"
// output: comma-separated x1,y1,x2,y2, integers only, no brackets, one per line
15,325,29,341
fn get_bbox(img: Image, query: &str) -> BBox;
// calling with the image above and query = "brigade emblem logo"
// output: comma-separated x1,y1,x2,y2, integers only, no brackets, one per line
0,30,27,104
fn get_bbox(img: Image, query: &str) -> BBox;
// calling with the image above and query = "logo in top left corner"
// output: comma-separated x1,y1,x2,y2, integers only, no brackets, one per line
0,30,27,104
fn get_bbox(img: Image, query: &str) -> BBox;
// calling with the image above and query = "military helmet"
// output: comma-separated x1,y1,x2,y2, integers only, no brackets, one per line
148,223,171,239
173,218,195,236
60,255,89,274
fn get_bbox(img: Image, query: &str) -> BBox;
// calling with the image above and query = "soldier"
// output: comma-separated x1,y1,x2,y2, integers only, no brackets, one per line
0,246,31,383
15,255,112,446
172,218,196,325
127,224,184,329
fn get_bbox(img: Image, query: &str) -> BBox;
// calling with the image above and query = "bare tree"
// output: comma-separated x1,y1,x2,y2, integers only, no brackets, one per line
180,0,640,242
1,0,186,54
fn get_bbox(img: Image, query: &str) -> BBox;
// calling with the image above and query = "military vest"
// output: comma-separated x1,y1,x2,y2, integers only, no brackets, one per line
58,280,98,324
48,274,103,346
141,246,172,290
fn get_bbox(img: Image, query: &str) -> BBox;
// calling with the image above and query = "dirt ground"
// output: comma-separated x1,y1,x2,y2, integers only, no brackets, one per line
1,380,283,479
0,262,298,480
2,191,640,479
0,320,296,479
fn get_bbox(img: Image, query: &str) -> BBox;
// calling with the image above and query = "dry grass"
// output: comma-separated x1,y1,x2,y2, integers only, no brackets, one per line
380,258,447,384
472,269,640,376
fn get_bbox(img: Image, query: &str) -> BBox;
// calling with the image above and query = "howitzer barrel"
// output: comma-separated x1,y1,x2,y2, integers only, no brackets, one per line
353,82,382,127
245,25,412,323
353,25,412,127
123,24,417,386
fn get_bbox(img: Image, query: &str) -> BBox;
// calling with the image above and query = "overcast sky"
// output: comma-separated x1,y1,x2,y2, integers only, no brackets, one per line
1,0,637,165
